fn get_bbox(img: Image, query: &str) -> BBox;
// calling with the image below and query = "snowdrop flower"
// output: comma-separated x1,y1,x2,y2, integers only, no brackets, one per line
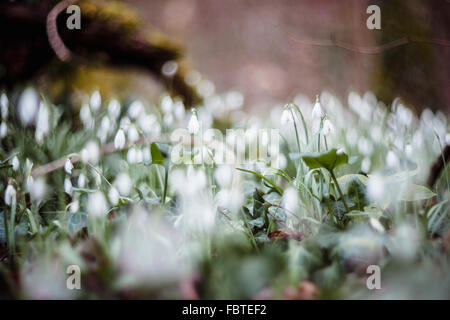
367,174,386,203
128,100,144,120
26,176,34,193
89,90,101,112
137,113,157,134
35,102,50,143
280,109,294,126
79,104,93,128
18,87,39,126
127,148,138,164
108,187,120,206
322,118,334,136
386,151,399,168
127,125,139,142
283,187,299,213
12,155,20,171
1,92,8,119
389,223,421,261
445,133,450,146
4,184,16,206
115,172,132,196
88,191,108,218
78,173,86,188
405,144,413,157
361,157,371,172
214,165,233,188
370,218,385,233
108,99,121,119
64,177,72,195
81,140,100,164
64,159,73,175
226,91,244,110
0,122,7,138
188,109,200,135
173,101,185,120
216,189,244,213
114,129,126,150
69,198,80,214
161,95,173,114
358,137,373,156
311,95,324,119
163,113,174,126
30,177,47,201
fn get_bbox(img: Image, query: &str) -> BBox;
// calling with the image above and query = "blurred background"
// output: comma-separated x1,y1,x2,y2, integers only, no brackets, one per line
1,0,449,113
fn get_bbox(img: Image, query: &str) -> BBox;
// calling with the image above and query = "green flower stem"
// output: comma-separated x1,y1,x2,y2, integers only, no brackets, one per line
329,169,350,213
9,197,16,256
162,164,169,205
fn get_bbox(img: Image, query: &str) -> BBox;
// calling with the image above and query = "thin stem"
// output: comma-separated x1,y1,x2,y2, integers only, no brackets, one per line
9,198,17,256
162,165,169,205
3,206,9,254
290,109,301,153
330,169,350,213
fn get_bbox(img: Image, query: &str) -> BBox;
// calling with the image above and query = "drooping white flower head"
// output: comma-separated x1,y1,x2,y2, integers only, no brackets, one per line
81,140,100,164
214,165,233,188
173,100,185,120
12,155,20,171
79,103,93,128
18,87,39,126
69,198,80,214
108,187,120,206
4,184,16,206
128,100,144,120
311,95,324,119
78,173,86,188
367,174,386,203
322,118,334,136
108,99,121,120
64,177,72,195
386,151,399,168
114,129,126,150
115,172,132,196
64,158,73,175
161,95,173,114
1,92,8,119
127,125,139,142
187,109,200,135
280,108,294,126
89,90,102,112
35,102,50,143
283,187,299,213
0,122,7,138
88,190,108,218
29,177,47,202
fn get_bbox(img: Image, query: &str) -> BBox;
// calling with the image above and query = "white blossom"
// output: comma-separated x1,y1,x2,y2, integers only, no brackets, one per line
115,173,132,196
4,184,16,206
114,129,126,150
322,119,334,136
78,173,86,188
88,191,108,217
188,110,200,135
1,93,8,119
64,159,73,175
89,90,101,112
108,187,120,206
81,140,100,164
12,155,20,171
311,96,324,119
108,99,121,119
281,109,294,126
64,178,72,195
127,125,139,142
18,87,39,126
0,122,7,138
30,177,47,202
128,100,144,120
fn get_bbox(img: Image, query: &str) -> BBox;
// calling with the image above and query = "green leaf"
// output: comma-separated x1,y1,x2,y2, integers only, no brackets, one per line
301,149,349,171
237,168,283,195
399,184,436,201
149,142,166,165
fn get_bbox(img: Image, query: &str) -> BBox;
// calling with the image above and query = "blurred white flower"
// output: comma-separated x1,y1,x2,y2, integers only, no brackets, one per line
283,187,299,213
114,129,126,150
89,90,101,112
64,178,72,195
161,60,178,77
88,191,108,217
18,87,39,126
361,157,371,172
108,99,121,120
322,119,334,136
389,223,421,261
108,187,120,206
128,100,144,120
69,199,80,214
78,173,86,188
311,96,324,119
26,176,34,193
367,174,386,203
370,218,385,233
127,147,138,164
115,172,132,196
0,92,8,119
79,103,93,128
138,114,157,134
81,140,100,164
64,159,73,175
35,102,50,143
214,165,233,188
127,125,139,142
386,151,399,168
280,109,294,126
174,101,185,120
188,109,200,135
30,177,47,202
12,155,20,171
216,188,243,213
161,95,173,114
358,137,373,156
4,184,16,206
226,91,244,110
0,122,7,138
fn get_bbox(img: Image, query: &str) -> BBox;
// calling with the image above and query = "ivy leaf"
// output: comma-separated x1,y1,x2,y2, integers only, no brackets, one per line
301,149,349,171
